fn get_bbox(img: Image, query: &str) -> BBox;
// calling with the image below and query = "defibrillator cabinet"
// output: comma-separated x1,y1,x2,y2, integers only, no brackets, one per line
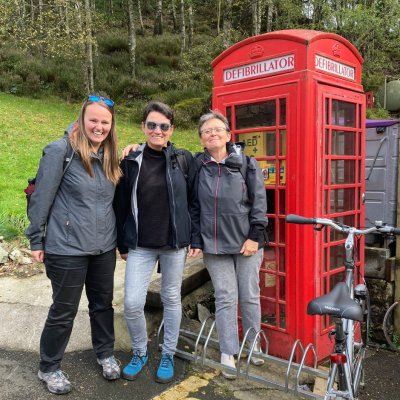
211,29,366,362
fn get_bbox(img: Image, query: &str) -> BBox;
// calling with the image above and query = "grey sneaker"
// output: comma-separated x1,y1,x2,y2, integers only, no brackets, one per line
38,369,72,394
97,355,121,380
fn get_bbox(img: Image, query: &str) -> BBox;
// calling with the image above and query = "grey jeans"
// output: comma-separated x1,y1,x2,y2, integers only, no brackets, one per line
204,249,263,355
124,247,187,355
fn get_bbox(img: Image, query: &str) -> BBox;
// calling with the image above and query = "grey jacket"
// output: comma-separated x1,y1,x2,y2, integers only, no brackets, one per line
25,134,116,255
194,146,267,254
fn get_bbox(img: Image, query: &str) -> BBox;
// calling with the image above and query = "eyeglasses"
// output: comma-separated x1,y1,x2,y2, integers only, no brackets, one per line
87,95,114,108
200,126,228,135
145,121,172,132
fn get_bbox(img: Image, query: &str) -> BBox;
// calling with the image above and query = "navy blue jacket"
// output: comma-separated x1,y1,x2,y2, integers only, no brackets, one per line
113,143,199,254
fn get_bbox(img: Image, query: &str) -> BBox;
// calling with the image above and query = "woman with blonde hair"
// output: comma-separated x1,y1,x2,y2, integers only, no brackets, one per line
26,95,122,394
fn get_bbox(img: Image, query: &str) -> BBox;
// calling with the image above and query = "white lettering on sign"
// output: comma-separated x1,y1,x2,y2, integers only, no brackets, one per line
315,55,355,80
223,54,295,83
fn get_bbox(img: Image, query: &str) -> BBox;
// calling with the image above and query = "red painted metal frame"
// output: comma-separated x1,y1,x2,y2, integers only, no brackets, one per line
211,29,365,362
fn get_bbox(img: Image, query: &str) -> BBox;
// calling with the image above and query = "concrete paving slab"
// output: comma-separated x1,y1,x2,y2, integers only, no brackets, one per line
0,254,209,353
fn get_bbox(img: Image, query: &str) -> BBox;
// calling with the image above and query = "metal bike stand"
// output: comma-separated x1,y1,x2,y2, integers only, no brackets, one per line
294,343,318,396
156,320,330,399
237,327,269,378
285,339,305,392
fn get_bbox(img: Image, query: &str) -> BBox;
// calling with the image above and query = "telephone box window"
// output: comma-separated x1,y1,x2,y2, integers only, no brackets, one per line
331,100,356,127
279,130,286,156
279,98,286,125
235,100,276,129
331,130,356,155
226,106,232,128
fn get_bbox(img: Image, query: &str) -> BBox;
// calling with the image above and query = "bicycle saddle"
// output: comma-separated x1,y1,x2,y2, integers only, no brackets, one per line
307,282,363,321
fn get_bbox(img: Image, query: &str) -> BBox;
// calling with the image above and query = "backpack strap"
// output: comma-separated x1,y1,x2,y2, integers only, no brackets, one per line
62,137,75,174
173,148,190,179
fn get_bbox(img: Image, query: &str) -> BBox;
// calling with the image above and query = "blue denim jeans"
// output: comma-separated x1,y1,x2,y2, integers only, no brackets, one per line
204,249,263,355
124,247,187,355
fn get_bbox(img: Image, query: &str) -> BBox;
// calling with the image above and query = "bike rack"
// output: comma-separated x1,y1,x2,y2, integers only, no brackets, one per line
156,319,329,399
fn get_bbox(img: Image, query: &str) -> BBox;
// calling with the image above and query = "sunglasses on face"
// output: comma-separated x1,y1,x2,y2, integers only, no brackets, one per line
87,95,114,108
145,121,172,132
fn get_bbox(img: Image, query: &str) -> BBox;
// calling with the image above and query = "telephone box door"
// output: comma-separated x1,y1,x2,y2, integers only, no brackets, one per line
214,83,298,358
313,84,365,356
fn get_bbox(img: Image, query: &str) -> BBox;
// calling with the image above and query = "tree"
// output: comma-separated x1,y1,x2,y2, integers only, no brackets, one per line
154,0,163,35
138,0,144,35
223,0,232,48
127,0,137,77
84,0,94,93
180,0,186,57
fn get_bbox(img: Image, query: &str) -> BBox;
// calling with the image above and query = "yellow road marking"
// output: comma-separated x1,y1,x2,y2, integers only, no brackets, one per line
152,371,218,400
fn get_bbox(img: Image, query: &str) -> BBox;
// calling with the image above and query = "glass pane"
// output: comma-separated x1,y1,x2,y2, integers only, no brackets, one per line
261,270,276,298
278,189,286,215
279,304,286,329
236,132,266,157
325,128,329,154
279,247,285,272
323,247,328,272
330,271,345,289
279,160,286,185
279,129,286,156
261,298,276,326
331,130,356,155
266,132,276,156
329,245,345,270
324,190,328,214
279,98,286,126
279,218,285,244
266,189,275,213
325,98,329,124
267,218,275,243
331,100,356,127
226,106,232,128
260,161,277,185
235,100,276,129
279,276,286,301
331,160,356,184
325,160,329,185
330,188,356,213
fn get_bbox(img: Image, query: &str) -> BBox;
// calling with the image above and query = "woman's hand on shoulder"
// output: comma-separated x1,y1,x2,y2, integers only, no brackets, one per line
121,144,140,159
240,239,258,257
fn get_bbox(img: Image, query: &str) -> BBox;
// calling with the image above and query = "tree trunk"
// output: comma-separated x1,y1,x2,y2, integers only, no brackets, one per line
223,0,232,48
180,0,186,57
109,0,113,15
217,0,221,35
127,0,136,78
251,0,263,36
84,0,94,93
30,0,34,22
170,0,178,32
154,0,163,35
188,2,193,48
138,0,144,35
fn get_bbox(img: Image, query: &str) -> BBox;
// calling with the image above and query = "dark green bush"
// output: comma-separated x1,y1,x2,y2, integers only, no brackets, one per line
98,32,129,54
174,97,206,128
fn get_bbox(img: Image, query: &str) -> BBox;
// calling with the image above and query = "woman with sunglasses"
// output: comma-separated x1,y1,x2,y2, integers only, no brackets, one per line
26,95,122,394
114,101,200,384
190,110,268,379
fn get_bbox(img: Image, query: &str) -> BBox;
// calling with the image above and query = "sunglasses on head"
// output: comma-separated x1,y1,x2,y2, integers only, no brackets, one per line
145,121,172,132
87,95,114,108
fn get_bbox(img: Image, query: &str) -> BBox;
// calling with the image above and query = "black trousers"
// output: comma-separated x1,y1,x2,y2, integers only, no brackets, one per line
39,249,116,372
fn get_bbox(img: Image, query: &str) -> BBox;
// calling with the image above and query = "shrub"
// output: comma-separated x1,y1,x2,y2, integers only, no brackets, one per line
174,98,206,128
98,31,129,54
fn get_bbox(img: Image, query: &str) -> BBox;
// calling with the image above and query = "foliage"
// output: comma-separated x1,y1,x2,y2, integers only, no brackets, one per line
0,93,202,239
366,107,391,120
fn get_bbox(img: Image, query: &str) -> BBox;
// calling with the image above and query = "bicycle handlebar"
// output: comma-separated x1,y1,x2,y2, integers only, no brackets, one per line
286,214,400,236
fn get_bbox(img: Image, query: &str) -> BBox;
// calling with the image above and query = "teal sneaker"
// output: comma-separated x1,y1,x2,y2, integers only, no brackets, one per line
122,352,148,381
155,353,174,383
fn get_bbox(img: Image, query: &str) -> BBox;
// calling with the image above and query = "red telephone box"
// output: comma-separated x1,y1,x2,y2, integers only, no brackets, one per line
211,29,366,362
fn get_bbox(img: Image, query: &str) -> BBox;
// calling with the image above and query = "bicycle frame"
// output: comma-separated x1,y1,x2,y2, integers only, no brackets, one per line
286,214,400,400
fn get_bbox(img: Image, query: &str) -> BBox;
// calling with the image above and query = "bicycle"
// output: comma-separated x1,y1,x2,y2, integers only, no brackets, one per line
286,214,400,400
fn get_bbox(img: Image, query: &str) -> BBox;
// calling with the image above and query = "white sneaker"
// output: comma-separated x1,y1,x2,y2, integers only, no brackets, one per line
220,353,236,380
249,343,265,366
